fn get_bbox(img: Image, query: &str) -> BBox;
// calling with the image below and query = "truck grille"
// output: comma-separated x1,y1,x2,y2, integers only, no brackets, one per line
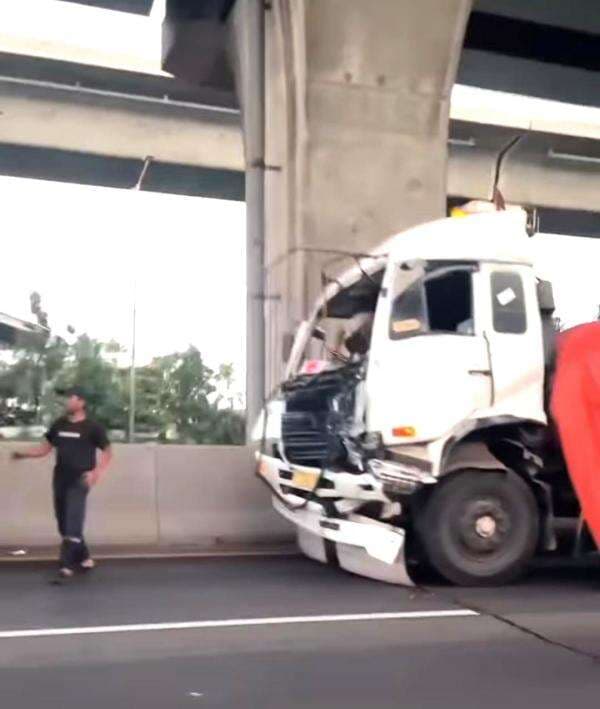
282,411,330,467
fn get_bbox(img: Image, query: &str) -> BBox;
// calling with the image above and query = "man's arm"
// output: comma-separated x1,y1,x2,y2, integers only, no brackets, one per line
83,423,113,487
11,442,53,460
84,446,113,487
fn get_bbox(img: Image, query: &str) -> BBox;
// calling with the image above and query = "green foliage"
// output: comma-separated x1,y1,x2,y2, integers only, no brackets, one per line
0,294,245,445
0,292,70,423
52,335,127,431
133,348,245,445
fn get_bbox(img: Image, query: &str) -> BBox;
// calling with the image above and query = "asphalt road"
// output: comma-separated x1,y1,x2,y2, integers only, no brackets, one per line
1,555,600,708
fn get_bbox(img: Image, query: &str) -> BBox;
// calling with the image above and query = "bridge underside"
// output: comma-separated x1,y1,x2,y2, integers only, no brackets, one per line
58,0,155,13
0,2,599,214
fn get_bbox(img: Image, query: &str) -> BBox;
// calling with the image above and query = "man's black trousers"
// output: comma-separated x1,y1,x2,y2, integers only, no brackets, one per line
53,476,91,569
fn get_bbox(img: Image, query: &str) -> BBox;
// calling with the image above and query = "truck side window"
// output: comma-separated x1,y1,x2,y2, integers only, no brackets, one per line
390,269,473,339
491,271,527,334
425,270,472,334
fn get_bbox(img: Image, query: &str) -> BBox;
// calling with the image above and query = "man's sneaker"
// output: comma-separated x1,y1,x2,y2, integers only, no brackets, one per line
50,567,74,585
80,558,96,571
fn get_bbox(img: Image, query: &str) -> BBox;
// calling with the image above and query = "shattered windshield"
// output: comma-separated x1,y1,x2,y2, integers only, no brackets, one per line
298,269,384,374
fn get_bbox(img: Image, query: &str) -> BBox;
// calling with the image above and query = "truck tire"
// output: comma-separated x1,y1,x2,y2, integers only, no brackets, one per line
418,470,539,586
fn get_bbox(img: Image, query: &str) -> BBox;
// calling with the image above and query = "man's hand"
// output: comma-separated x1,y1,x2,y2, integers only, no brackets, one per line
11,451,26,461
82,470,101,488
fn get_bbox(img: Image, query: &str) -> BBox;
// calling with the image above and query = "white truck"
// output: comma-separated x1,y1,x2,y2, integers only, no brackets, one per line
257,206,583,586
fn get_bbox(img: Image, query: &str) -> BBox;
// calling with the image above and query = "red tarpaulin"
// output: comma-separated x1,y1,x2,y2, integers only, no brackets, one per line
551,322,600,547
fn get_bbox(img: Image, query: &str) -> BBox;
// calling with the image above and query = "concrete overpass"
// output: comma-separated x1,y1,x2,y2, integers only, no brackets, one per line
0,0,598,218
1,0,600,425
0,49,244,200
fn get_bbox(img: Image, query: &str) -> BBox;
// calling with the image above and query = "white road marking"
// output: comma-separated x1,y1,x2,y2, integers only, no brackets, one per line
0,549,297,563
0,609,478,639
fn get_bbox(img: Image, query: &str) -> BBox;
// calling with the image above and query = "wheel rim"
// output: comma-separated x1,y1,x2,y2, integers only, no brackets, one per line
456,497,511,558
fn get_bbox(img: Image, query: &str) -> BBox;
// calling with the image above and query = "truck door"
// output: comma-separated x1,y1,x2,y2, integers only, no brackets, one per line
479,265,545,421
367,263,493,445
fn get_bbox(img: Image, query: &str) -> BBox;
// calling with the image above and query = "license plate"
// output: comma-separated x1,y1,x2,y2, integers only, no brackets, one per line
291,469,319,490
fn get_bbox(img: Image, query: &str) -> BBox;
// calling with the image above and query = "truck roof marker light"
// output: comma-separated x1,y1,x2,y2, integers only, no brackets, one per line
450,207,469,218
392,426,416,438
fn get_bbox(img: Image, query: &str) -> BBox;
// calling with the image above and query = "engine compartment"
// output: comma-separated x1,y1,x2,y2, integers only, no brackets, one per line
280,362,367,470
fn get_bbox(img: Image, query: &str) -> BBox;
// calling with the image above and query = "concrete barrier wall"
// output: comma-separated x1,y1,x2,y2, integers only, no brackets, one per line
0,443,293,550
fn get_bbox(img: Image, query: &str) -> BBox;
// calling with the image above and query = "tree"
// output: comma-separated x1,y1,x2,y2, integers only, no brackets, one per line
0,292,69,423
215,362,243,411
1,291,245,443
133,348,245,444
52,335,126,431
130,364,163,433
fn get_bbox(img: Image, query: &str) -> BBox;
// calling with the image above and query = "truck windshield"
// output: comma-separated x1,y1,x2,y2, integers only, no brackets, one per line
298,269,384,373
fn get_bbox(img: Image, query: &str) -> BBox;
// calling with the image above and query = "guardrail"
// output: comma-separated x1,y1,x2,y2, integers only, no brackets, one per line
0,443,293,551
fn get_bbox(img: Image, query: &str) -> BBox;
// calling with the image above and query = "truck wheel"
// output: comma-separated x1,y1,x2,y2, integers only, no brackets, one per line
418,470,539,586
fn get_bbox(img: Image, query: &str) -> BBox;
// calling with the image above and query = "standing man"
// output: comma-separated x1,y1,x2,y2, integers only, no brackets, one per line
12,386,113,580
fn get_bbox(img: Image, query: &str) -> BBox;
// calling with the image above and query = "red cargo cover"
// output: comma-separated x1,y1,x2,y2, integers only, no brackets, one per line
551,322,600,547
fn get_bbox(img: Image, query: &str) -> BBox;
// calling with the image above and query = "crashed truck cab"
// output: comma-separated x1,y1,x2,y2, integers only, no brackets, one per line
257,208,562,586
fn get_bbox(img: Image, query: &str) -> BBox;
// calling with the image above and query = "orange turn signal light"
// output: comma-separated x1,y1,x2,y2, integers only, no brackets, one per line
392,426,416,438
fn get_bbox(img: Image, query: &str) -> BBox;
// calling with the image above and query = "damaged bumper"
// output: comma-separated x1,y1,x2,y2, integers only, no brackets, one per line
258,453,435,586
274,497,413,586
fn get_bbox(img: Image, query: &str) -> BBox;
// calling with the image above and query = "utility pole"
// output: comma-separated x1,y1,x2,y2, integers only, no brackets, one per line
231,0,266,440
128,287,137,443
128,156,153,443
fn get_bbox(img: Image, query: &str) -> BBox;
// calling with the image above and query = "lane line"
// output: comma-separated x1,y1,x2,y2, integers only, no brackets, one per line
0,609,478,639
0,549,298,563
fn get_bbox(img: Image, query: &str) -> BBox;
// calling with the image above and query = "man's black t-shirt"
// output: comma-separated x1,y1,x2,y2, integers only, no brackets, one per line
45,417,110,483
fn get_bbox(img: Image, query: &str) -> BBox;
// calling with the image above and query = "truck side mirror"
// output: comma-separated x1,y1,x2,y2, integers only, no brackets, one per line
537,280,555,313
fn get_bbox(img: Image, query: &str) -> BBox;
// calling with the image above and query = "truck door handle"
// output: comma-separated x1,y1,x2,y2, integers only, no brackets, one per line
469,369,492,376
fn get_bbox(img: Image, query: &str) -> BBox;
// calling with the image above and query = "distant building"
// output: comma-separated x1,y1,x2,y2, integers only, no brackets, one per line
0,312,48,349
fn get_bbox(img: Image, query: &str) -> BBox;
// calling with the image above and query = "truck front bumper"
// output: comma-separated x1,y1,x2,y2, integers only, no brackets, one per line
257,453,415,585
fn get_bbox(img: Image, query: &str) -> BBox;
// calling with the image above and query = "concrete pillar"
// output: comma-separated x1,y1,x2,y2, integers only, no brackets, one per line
162,0,472,407
263,0,472,390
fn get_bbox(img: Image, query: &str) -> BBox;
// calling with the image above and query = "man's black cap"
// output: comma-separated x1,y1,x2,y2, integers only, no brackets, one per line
55,385,88,401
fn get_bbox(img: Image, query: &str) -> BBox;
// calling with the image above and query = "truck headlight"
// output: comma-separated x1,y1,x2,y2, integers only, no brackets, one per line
368,459,436,494
251,400,284,443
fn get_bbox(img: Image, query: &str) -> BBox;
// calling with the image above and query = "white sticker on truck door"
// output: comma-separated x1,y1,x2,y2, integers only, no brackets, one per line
497,287,516,306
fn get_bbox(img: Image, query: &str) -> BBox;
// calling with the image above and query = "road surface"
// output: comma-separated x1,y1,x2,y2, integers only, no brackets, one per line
1,555,599,708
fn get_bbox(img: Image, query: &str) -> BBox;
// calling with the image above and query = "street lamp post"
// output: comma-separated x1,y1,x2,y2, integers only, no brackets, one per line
128,156,153,443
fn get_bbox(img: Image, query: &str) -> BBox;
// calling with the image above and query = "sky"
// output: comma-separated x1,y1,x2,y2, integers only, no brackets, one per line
531,234,600,326
0,0,166,74
0,177,247,387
